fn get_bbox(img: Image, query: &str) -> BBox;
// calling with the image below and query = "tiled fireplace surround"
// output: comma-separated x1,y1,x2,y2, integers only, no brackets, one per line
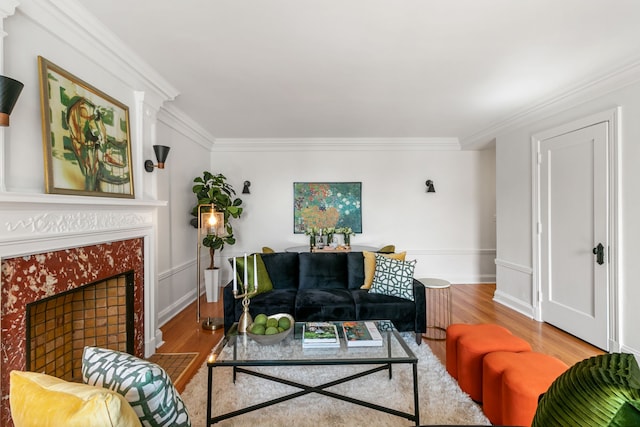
0,195,161,426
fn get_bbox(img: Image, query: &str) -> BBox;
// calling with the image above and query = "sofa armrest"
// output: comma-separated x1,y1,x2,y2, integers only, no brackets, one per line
413,278,426,334
222,281,236,334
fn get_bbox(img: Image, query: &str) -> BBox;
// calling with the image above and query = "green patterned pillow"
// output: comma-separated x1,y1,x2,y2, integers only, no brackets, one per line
82,347,191,427
232,253,273,297
532,353,640,427
369,253,416,301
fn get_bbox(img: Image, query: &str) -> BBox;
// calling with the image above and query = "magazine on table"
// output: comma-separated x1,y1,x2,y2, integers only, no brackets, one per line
302,322,339,347
342,321,383,347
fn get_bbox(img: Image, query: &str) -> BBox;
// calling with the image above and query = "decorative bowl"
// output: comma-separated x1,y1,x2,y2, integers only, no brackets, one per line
246,313,295,345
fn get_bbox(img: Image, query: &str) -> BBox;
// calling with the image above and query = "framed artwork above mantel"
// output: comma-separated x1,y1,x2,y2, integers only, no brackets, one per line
293,182,362,233
38,56,134,198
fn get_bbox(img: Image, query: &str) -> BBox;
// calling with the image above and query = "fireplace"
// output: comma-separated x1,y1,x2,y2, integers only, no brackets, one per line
0,239,145,426
25,271,135,382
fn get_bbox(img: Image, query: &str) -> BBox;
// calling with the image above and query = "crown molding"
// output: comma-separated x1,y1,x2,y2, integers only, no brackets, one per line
0,0,19,18
16,0,179,103
460,57,640,149
157,104,216,150
211,137,460,152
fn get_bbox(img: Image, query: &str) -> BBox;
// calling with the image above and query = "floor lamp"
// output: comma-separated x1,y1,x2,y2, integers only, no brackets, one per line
197,203,224,331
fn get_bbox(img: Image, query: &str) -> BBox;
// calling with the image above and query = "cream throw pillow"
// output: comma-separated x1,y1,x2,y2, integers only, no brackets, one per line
10,370,141,427
360,250,406,289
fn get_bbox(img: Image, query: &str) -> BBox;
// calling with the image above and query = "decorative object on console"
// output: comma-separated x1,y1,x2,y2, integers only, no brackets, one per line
426,179,436,193
38,56,134,198
144,145,171,172
82,346,191,427
369,253,417,301
10,370,141,427
242,180,251,194
0,75,24,126
293,182,362,234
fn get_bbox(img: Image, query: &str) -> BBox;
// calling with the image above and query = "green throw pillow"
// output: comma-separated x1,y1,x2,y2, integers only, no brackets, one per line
233,253,273,297
368,253,416,301
81,346,190,427
532,353,640,427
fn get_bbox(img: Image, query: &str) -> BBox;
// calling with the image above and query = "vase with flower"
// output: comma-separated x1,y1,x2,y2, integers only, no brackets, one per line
338,227,354,248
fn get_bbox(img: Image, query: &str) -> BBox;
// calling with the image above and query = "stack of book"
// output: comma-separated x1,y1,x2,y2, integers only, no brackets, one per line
302,322,340,348
342,321,383,347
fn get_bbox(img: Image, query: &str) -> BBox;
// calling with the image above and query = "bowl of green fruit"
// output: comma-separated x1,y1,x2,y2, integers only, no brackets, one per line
246,313,294,345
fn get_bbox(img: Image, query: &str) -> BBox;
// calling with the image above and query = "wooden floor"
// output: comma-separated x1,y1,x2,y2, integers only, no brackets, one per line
156,284,604,392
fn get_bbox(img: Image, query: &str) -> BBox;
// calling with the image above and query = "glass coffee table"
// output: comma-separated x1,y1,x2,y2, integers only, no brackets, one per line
206,320,419,426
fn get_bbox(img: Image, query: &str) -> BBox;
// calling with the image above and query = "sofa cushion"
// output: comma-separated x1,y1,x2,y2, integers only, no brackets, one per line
361,251,407,289
231,253,273,296
369,254,416,301
10,370,141,427
233,289,297,321
346,252,366,290
352,289,417,332
295,289,356,321
82,346,190,427
261,252,299,289
298,253,349,290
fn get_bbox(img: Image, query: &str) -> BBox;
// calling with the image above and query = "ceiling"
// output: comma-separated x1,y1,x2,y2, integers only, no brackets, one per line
81,0,640,146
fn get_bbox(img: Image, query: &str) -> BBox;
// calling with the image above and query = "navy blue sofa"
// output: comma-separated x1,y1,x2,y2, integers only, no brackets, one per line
223,251,426,343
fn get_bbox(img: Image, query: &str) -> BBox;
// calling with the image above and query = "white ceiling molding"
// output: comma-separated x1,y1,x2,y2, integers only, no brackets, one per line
0,0,19,19
157,104,216,150
211,137,461,152
17,0,179,104
461,57,640,149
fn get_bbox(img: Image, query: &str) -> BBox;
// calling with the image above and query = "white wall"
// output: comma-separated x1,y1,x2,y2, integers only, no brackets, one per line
207,142,497,286
495,79,640,356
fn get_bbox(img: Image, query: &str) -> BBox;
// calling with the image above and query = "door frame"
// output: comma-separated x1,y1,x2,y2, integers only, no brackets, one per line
531,107,620,351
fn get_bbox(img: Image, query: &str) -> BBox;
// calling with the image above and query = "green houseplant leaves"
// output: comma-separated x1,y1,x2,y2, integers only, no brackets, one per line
190,171,243,269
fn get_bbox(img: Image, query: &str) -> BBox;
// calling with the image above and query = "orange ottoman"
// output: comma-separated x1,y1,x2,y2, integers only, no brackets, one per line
446,323,512,379
455,326,531,402
483,351,568,426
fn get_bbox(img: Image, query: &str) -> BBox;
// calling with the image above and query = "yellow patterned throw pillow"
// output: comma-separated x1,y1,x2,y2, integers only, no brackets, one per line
9,370,141,427
360,250,406,289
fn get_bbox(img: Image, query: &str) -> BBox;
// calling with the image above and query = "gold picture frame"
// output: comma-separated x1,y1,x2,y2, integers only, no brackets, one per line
38,56,134,198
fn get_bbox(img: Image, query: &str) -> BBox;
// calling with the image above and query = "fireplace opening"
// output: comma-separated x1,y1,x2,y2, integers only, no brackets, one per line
25,271,135,382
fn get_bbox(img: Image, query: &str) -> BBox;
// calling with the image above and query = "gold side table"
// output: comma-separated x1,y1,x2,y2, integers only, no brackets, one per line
419,278,452,340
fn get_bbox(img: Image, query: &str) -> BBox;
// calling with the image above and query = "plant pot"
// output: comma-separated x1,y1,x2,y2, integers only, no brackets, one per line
204,268,220,302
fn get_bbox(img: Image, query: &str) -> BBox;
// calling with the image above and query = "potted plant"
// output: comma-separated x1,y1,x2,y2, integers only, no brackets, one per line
191,172,243,301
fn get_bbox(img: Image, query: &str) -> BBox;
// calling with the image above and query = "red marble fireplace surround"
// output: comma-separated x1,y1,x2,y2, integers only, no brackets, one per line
0,239,144,426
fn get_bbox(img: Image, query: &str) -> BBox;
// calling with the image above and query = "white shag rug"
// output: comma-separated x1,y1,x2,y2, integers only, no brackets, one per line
181,334,489,426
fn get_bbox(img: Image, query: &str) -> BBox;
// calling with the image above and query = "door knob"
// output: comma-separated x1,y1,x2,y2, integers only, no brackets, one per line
592,243,604,265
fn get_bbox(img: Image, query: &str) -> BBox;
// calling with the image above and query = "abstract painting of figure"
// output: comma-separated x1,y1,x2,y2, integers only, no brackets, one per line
39,56,134,198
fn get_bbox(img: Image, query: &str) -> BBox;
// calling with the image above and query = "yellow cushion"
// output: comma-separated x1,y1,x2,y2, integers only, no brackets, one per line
360,250,406,289
10,371,141,427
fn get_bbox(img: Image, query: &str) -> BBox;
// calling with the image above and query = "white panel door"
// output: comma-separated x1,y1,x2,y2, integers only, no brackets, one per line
539,121,608,350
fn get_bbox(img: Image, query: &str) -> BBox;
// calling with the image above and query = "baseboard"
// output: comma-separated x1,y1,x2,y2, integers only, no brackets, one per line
157,288,199,329
493,289,536,319
620,343,640,358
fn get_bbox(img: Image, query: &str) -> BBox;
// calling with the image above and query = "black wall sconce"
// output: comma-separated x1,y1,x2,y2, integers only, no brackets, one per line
0,75,24,127
242,180,251,194
425,180,436,193
144,145,171,172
